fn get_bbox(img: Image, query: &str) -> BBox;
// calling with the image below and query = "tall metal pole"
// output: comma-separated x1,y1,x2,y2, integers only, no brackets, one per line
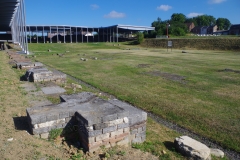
64,26,66,43
81,28,83,43
70,27,71,43
117,26,118,43
22,0,28,53
29,26,31,43
76,27,77,43
36,26,38,43
57,26,59,43
93,28,94,43
50,26,52,43
43,26,45,43
87,28,88,43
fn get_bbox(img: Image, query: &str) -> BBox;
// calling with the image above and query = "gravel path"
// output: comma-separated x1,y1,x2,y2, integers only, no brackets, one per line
45,64,240,160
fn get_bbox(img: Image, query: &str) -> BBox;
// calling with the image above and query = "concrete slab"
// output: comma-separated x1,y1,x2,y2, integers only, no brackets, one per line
41,86,66,95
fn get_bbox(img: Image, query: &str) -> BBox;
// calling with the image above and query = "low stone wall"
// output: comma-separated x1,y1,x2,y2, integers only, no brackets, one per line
25,67,66,83
26,92,147,152
142,38,240,51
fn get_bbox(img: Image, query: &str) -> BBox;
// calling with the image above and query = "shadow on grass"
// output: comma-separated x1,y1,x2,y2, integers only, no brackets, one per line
163,141,177,152
125,41,139,45
13,116,32,134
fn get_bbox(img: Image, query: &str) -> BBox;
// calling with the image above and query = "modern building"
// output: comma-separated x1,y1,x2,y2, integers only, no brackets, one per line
0,0,28,54
0,0,154,54
229,24,240,35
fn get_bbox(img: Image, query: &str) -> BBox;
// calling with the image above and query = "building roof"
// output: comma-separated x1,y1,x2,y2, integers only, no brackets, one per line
0,0,20,31
26,24,155,33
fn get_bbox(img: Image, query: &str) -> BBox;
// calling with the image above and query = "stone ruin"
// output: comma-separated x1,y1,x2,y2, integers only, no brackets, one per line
24,67,66,83
26,92,147,152
6,51,66,83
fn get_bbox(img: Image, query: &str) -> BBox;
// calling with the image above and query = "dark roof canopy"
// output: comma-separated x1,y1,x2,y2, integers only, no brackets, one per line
0,0,20,31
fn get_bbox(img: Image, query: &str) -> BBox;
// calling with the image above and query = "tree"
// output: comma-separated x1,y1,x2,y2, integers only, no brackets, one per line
194,15,216,26
136,32,144,44
171,13,186,23
216,18,231,30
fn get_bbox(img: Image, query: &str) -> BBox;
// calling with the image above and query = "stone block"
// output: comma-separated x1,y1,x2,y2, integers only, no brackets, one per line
96,133,110,142
130,128,138,134
102,114,118,122
132,137,142,144
93,123,109,130
88,137,96,143
108,119,123,126
136,132,146,138
116,137,129,146
102,125,117,134
123,127,130,133
33,126,49,134
40,132,49,139
117,123,129,129
59,112,69,119
87,130,102,137
46,112,59,121
115,133,129,139
123,117,129,123
110,129,123,138
174,136,211,160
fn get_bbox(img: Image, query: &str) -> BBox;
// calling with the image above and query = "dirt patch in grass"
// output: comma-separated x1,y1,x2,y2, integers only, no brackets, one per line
218,68,240,74
137,64,152,68
145,71,186,83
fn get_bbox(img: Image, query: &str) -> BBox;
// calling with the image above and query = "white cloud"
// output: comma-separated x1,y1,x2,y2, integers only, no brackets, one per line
90,4,99,10
156,5,172,11
187,12,204,18
104,11,126,18
208,0,226,4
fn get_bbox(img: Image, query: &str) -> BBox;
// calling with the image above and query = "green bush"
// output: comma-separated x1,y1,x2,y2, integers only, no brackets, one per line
171,28,186,36
48,128,63,141
137,32,144,44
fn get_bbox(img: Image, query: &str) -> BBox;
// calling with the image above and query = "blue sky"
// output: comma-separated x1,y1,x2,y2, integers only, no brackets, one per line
25,0,240,27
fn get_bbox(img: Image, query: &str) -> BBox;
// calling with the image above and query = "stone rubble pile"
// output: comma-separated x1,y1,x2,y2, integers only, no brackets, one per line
26,92,147,152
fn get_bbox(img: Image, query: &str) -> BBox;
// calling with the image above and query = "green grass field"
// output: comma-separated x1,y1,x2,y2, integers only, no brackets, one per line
28,42,240,153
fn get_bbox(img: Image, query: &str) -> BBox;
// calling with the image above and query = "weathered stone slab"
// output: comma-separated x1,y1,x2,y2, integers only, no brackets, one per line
41,86,66,95
210,148,224,158
174,136,211,160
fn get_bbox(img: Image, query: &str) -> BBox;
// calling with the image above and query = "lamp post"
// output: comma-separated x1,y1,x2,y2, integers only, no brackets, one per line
166,23,170,38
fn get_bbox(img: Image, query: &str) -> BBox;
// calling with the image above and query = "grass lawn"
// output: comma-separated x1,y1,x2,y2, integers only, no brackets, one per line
28,42,240,153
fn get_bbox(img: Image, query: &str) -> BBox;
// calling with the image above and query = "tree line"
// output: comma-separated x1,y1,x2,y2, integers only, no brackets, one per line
144,13,231,37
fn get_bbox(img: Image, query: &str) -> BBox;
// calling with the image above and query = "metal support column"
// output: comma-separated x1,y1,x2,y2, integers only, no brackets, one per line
64,26,66,43
87,28,88,43
29,26,31,43
117,26,118,43
93,28,94,43
43,26,45,43
98,28,99,42
70,27,72,43
36,26,38,43
76,27,77,43
50,26,52,43
57,26,59,43
81,28,83,43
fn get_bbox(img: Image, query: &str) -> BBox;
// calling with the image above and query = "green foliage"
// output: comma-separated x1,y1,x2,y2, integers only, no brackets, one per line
70,153,86,160
171,27,186,36
171,13,186,23
48,128,63,141
216,18,231,30
193,15,216,26
136,32,144,44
